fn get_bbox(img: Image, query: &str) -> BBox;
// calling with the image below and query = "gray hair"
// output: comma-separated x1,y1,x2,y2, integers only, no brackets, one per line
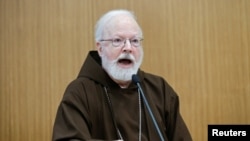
94,9,143,42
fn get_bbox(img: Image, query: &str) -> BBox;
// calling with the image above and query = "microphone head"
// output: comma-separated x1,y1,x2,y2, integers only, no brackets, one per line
132,74,140,84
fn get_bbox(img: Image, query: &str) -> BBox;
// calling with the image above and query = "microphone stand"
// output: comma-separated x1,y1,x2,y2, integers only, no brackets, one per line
132,75,165,141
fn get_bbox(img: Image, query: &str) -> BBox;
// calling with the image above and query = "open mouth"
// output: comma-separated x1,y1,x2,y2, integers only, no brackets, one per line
118,58,133,66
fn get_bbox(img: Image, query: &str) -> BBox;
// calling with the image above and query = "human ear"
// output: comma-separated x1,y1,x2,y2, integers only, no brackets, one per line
96,42,103,57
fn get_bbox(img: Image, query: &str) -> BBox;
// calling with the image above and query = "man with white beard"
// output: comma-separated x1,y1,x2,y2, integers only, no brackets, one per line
52,9,192,141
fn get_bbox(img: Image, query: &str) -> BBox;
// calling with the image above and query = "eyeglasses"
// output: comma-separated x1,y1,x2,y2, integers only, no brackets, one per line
100,38,143,47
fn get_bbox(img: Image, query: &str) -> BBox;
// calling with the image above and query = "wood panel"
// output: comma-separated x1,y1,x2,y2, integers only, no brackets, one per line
0,0,249,140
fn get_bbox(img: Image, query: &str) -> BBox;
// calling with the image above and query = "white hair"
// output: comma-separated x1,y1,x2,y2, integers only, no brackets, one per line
94,9,143,42
101,51,144,82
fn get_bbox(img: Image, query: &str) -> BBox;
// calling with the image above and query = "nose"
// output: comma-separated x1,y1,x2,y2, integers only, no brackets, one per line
122,39,132,53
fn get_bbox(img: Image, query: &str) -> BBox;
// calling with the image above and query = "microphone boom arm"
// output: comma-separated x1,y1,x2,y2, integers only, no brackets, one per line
132,75,165,141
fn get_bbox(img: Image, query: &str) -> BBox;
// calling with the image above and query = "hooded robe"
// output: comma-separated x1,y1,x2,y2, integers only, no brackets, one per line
52,51,192,141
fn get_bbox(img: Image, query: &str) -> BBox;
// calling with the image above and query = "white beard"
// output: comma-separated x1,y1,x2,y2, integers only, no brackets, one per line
101,52,143,81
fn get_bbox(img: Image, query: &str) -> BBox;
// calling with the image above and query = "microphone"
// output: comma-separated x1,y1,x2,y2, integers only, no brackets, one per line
132,74,165,141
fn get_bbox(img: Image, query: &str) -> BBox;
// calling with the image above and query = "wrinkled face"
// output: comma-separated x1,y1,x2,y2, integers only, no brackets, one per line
97,15,143,82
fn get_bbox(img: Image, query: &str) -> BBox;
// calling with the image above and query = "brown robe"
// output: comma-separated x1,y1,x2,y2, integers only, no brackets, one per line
52,51,192,141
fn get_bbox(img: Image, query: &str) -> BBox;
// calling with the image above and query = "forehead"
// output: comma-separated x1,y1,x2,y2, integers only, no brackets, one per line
103,15,141,38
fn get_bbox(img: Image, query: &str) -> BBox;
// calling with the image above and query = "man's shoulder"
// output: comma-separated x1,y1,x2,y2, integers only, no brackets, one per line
140,70,166,82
